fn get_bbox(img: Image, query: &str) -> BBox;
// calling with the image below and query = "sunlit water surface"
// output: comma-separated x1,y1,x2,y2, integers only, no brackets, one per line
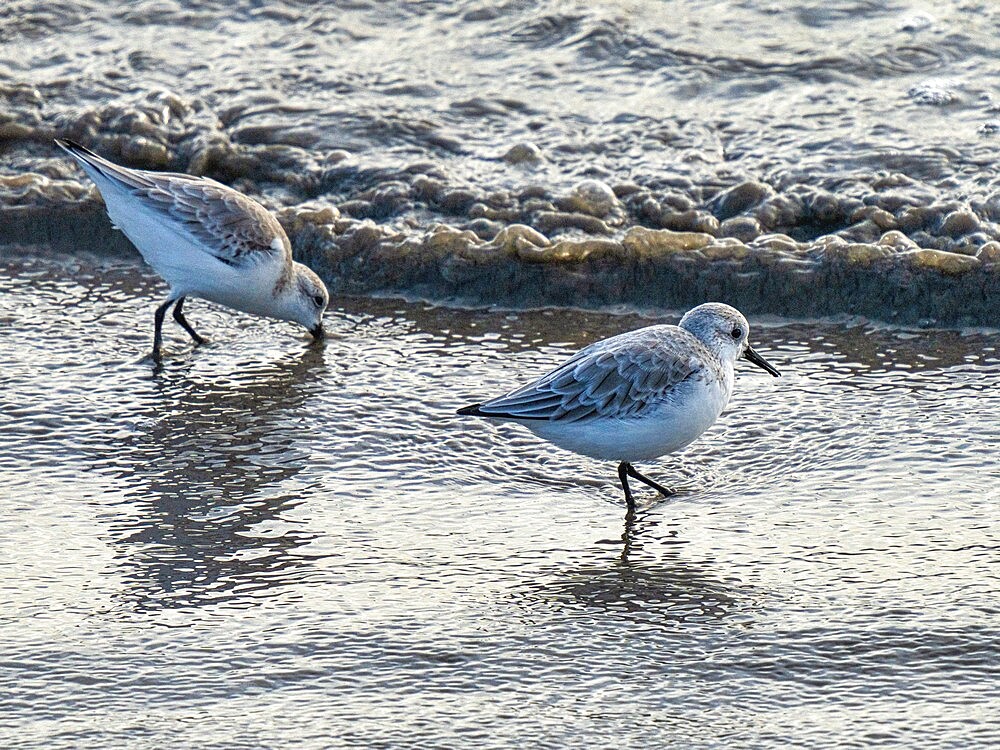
1,252,998,749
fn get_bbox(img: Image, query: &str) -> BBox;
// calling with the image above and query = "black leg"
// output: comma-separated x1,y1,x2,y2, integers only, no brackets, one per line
152,297,177,362
172,297,207,345
625,462,675,497
618,461,636,512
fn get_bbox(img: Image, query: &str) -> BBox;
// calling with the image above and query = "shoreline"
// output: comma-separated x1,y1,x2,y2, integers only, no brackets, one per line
3,198,996,329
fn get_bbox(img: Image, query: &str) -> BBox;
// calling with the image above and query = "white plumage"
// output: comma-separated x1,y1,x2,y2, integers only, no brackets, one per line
56,139,329,360
458,303,780,510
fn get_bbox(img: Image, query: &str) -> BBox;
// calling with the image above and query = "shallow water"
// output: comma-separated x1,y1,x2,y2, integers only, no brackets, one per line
1,251,998,748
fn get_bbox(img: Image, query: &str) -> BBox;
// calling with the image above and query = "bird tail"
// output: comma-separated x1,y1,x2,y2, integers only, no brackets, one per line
456,403,485,416
54,138,149,191
55,138,110,176
54,138,101,160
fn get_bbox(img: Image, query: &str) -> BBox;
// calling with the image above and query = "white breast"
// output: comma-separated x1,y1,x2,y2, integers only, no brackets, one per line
102,188,282,314
525,368,733,462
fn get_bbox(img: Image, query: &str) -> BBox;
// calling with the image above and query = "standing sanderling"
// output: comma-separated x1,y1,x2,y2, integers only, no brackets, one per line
55,139,329,361
458,303,780,511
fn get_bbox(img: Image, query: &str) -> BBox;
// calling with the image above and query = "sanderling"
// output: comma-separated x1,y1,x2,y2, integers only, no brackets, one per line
55,139,329,361
458,303,780,511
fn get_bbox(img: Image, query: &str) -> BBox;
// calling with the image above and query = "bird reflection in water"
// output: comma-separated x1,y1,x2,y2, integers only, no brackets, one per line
515,510,743,626
105,345,328,613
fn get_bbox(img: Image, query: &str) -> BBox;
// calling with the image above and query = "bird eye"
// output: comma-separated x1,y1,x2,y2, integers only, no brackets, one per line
313,294,325,308
731,326,742,339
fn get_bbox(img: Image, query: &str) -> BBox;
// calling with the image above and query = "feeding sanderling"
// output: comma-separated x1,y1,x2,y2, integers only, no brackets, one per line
55,139,329,361
458,303,780,511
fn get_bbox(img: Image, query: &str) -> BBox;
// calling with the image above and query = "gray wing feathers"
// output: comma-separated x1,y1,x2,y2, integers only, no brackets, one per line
60,140,288,267
477,327,706,422
144,180,288,266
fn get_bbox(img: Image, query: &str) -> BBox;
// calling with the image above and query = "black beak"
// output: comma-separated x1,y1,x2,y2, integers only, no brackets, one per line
309,323,325,340
743,344,780,377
